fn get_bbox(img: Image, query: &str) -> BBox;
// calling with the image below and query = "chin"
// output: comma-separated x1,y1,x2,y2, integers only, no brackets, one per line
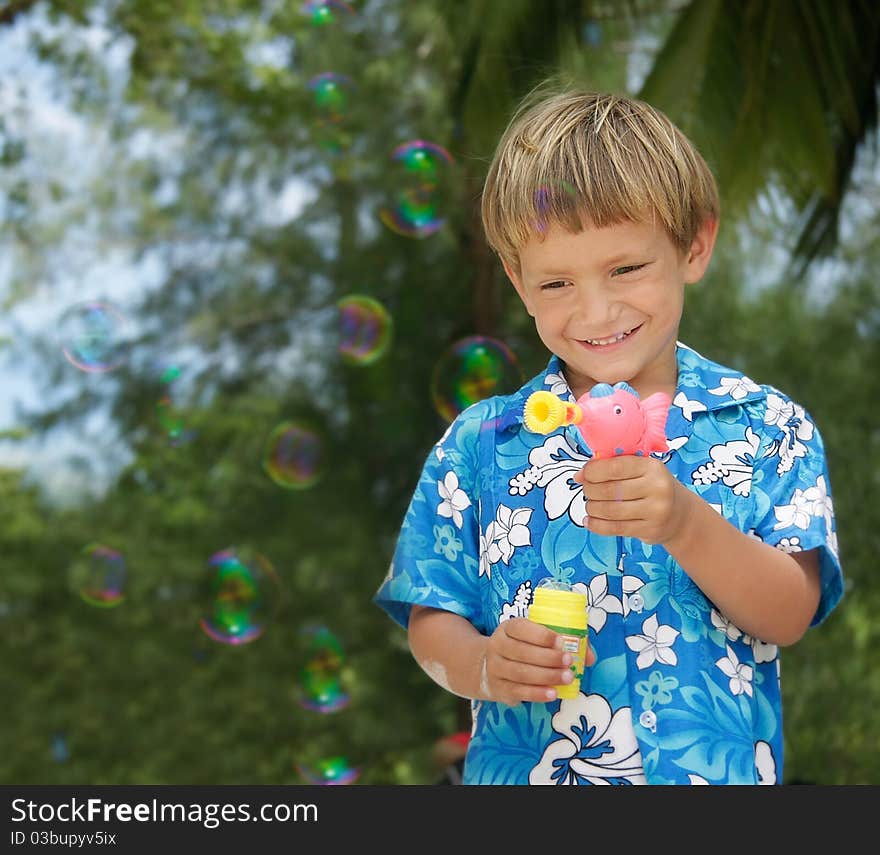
569,352,636,378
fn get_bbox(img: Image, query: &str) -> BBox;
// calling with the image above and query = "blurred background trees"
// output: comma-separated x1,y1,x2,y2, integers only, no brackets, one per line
0,0,877,784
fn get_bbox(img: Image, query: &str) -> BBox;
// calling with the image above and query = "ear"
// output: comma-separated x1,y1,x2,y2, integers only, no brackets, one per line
683,218,719,285
501,257,535,316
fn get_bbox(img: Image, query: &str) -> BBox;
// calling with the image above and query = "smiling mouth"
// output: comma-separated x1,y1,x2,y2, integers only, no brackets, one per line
582,324,642,347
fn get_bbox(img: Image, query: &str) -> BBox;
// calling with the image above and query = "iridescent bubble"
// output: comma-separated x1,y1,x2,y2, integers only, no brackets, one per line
532,180,578,233
302,0,355,26
159,364,182,384
156,395,186,444
51,732,69,764
296,756,360,785
582,19,603,46
155,363,196,447
378,140,455,238
297,624,349,713
263,422,325,489
199,548,280,646
337,295,392,365
307,72,351,122
69,544,127,608
307,72,354,153
430,336,523,422
59,301,128,373
297,673,350,714
300,623,346,669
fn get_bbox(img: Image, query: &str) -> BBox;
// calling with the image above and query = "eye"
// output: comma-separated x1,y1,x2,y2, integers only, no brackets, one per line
613,405,623,415
539,280,571,291
612,264,646,277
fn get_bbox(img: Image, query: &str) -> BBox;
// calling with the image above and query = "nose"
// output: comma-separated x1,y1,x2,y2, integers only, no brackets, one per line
568,282,617,331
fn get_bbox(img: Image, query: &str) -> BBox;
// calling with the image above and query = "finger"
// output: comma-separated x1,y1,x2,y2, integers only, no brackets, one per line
498,658,574,689
584,516,643,537
580,456,647,483
497,635,573,669
503,617,566,650
581,479,644,502
583,498,647,522
495,678,561,705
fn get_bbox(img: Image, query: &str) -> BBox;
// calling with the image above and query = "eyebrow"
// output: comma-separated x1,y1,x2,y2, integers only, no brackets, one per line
531,254,643,277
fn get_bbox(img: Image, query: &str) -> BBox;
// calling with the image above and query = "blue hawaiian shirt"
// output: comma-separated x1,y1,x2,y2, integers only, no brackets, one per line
374,342,844,785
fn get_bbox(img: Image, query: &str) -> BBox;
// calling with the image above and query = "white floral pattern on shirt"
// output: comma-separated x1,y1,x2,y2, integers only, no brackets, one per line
526,435,590,526
716,644,754,697
436,471,471,529
763,393,814,475
691,427,761,496
529,694,646,785
626,613,680,669
376,344,844,784
484,504,533,565
573,574,622,634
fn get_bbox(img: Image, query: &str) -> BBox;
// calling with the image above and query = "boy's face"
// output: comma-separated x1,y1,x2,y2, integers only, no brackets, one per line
503,217,717,400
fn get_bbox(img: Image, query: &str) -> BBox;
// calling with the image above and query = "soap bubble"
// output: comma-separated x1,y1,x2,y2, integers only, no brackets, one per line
298,673,350,713
156,395,186,444
337,295,392,365
199,548,280,646
59,301,129,373
159,364,181,384
301,0,355,26
69,544,127,608
51,732,69,763
532,180,578,233
378,140,455,238
296,756,360,785
155,363,196,446
263,422,325,489
430,336,523,422
297,624,349,713
307,72,354,153
300,624,346,669
582,19,603,46
307,72,352,122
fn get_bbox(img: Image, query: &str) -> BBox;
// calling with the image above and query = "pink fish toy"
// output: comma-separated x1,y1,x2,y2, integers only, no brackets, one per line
523,382,671,458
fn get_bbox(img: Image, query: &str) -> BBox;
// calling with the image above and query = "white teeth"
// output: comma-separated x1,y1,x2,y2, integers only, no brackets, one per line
585,327,636,346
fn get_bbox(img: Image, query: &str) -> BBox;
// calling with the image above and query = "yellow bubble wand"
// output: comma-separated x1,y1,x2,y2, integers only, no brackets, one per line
522,390,583,434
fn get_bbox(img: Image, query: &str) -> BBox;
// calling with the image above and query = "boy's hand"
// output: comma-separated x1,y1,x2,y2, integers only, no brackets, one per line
573,455,692,545
483,617,596,707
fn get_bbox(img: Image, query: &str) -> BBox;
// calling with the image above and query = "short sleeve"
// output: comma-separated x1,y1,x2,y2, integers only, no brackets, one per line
750,392,844,626
373,404,489,631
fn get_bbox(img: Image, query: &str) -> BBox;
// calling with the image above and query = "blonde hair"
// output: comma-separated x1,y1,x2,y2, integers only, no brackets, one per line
481,89,720,269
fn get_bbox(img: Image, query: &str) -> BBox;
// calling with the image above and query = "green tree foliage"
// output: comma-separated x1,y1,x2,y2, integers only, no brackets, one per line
2,0,473,785
0,0,877,785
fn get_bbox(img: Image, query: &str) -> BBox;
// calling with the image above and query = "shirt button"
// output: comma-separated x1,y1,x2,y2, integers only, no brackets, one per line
639,710,657,731
629,593,644,612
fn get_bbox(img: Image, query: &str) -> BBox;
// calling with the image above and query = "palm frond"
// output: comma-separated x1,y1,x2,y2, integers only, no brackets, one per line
639,0,880,272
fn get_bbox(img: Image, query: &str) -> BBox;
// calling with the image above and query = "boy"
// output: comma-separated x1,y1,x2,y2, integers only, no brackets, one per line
374,91,843,784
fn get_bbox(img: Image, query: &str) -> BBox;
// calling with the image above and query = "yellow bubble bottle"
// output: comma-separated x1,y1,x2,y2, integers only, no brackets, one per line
527,579,588,700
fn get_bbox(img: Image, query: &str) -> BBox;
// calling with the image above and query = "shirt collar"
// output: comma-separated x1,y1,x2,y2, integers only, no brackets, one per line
499,342,766,438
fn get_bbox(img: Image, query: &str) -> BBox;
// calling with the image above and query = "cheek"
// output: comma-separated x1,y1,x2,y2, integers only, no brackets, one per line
632,284,681,323
531,318,565,352
532,304,567,332
661,291,685,324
